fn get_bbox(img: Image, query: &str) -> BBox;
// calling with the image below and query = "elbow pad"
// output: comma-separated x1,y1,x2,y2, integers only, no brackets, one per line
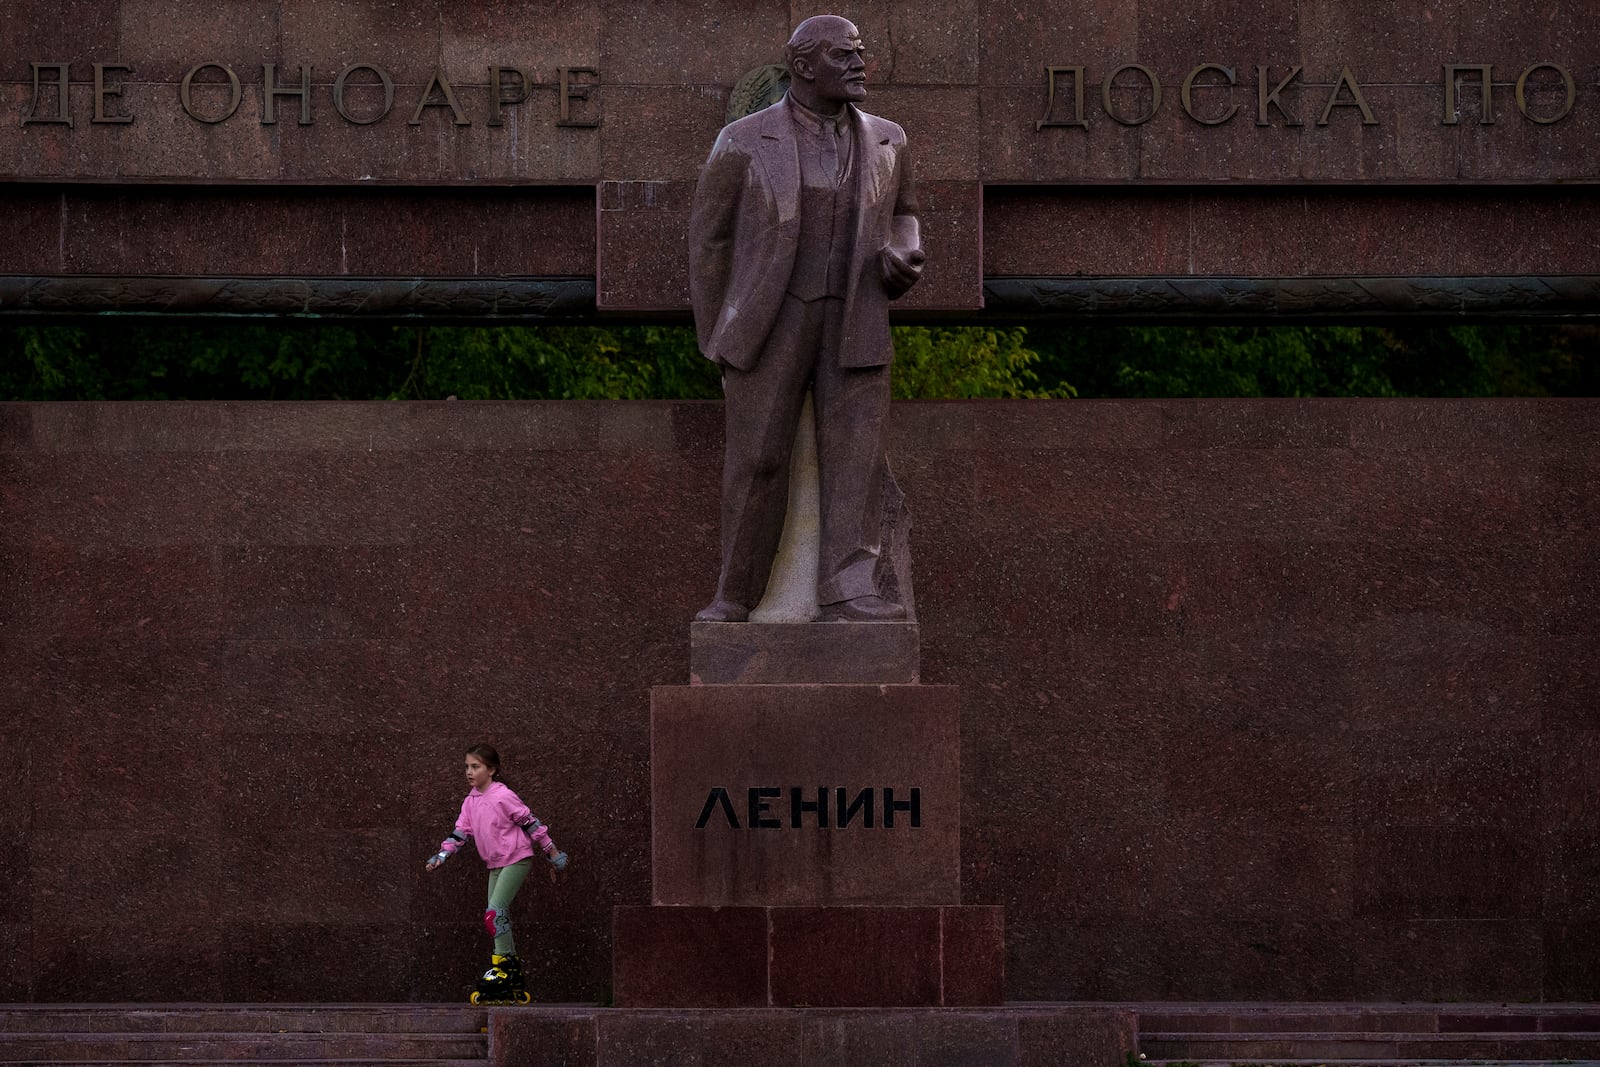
523,817,554,851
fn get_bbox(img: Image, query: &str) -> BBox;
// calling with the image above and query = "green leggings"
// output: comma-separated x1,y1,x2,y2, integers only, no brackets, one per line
486,859,532,955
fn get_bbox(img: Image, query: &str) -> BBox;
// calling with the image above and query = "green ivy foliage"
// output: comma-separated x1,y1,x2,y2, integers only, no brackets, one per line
1026,323,1599,398
891,326,1075,399
0,323,722,402
2,321,1594,401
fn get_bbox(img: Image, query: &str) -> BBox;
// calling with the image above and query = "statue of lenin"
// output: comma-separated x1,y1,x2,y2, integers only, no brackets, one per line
689,14,924,623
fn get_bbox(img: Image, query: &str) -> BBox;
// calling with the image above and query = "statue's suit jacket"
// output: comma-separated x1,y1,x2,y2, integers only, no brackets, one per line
688,97,920,371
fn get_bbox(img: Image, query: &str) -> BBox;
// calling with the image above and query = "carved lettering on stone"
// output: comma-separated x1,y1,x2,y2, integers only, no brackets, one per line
409,68,472,126
557,66,601,127
92,63,132,124
693,786,922,830
1442,63,1495,125
1257,65,1303,126
1101,63,1161,126
262,63,313,125
23,62,73,126
1181,63,1238,126
1036,66,1088,129
180,62,243,123
1317,67,1378,126
1516,63,1575,125
487,66,534,127
333,63,395,125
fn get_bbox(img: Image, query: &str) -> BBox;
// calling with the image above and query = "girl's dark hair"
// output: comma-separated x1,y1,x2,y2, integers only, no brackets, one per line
466,744,503,783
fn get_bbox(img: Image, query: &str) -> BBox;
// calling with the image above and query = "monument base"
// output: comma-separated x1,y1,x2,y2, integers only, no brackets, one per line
650,684,960,907
690,621,920,684
488,1004,1135,1067
612,905,1003,1008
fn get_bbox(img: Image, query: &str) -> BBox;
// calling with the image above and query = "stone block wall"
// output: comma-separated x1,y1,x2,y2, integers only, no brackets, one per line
1,398,1594,1002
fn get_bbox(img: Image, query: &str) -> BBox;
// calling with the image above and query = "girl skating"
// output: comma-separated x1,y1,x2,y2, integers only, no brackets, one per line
426,744,569,1005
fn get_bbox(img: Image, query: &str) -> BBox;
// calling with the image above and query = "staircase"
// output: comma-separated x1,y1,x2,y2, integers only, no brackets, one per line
1138,1003,1600,1066
12,1003,1600,1065
0,1006,487,1066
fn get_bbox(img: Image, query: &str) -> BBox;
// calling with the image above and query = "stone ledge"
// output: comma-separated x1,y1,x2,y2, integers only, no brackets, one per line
985,274,1600,321
16,274,1600,322
0,275,597,318
690,621,920,685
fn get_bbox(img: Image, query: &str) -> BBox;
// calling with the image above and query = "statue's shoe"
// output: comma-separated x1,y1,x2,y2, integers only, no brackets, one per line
695,599,750,622
819,595,906,622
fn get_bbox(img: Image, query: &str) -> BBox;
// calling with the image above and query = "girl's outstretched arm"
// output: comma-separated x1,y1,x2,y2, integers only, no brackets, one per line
519,815,569,871
426,800,475,870
500,789,569,872
425,829,468,870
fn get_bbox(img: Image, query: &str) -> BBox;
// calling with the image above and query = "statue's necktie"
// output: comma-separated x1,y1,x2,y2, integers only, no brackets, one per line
822,120,842,185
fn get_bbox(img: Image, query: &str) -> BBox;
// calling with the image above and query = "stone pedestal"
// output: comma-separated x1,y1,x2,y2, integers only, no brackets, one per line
690,622,920,684
616,411,993,1007
615,623,1001,1007
650,684,958,906
613,904,1004,1008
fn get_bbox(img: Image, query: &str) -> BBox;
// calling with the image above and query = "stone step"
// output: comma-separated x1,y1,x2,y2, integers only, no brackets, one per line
0,1006,488,1034
0,1032,488,1063
1133,1002,1600,1034
1142,1030,1600,1062
1129,1004,1600,1067
1143,1061,1600,1067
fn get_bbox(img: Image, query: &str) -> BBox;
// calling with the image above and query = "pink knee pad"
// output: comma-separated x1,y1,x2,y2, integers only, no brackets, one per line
484,907,512,939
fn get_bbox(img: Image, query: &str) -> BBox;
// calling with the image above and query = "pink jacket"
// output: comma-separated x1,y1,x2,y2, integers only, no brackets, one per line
439,781,555,869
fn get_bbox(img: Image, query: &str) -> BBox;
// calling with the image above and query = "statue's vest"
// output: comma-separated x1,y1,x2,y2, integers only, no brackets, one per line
786,118,857,303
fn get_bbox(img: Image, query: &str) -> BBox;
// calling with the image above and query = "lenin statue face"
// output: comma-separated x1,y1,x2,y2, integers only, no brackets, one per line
787,16,867,111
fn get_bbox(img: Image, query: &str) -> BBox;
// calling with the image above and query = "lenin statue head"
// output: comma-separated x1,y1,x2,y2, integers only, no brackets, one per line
784,15,867,113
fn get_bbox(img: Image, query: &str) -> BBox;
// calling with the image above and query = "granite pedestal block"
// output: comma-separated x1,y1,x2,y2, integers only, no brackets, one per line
690,621,920,684
648,684,959,907
618,682,999,1007
612,905,1004,1009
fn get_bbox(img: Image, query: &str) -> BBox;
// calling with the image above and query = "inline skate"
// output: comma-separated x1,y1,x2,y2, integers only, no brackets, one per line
469,953,531,1005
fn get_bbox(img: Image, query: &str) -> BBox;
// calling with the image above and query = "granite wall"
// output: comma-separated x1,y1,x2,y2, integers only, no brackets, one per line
1,398,1594,1002
6,0,1595,186
4,0,1600,313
